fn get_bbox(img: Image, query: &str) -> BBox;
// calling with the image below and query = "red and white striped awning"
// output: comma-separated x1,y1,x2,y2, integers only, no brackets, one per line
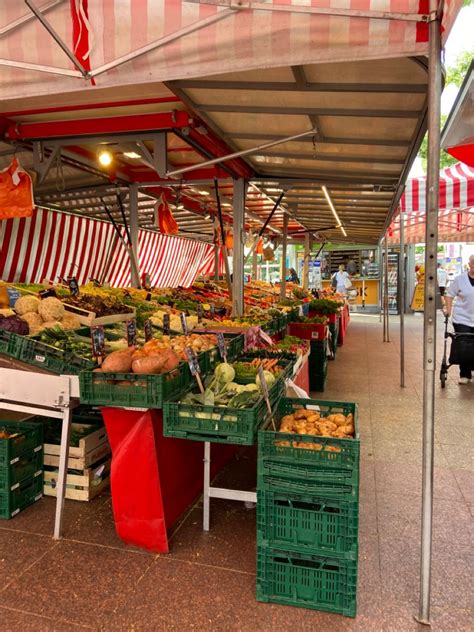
388,163,474,243
0,0,463,102
0,207,220,287
399,163,474,214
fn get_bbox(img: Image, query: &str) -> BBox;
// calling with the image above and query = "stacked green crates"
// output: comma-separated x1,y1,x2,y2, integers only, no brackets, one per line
0,420,44,519
328,320,340,358
309,340,328,392
256,398,360,618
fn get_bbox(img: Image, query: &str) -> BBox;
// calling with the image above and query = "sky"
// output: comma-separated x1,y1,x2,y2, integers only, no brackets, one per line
409,4,474,177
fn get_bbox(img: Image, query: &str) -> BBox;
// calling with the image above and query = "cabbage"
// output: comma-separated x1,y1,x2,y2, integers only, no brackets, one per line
256,370,276,390
214,363,235,384
0,315,29,335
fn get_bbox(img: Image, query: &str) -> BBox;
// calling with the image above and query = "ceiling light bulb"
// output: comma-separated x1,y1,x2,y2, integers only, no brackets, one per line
98,150,113,166
123,151,141,159
199,190,210,196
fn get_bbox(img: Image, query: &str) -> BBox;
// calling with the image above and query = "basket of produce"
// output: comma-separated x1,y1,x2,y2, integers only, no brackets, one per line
257,490,358,559
232,357,293,382
61,293,135,326
0,420,43,466
256,547,357,617
163,362,285,444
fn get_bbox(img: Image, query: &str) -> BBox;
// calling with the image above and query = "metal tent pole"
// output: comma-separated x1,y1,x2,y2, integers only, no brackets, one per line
382,240,387,339
302,233,310,291
232,179,246,316
129,185,141,288
214,243,219,282
418,4,442,625
400,212,406,387
280,214,289,299
252,250,258,280
385,237,390,342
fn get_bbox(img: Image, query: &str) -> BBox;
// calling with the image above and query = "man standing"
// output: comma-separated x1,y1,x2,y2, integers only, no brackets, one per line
437,263,448,303
445,254,474,384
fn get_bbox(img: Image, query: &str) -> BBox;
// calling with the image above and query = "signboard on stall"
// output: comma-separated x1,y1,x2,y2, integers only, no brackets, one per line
411,283,425,311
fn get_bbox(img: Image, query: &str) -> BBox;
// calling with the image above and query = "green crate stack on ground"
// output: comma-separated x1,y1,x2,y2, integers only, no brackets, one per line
256,398,360,618
309,340,329,392
0,419,44,519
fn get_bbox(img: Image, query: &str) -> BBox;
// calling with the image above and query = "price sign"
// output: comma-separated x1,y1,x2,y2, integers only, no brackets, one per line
260,329,275,346
6,287,22,307
210,303,215,318
180,312,188,335
217,332,227,362
185,347,201,375
298,305,304,317
91,326,105,358
145,292,152,302
257,366,277,431
68,277,79,297
144,319,153,342
39,288,57,300
163,313,170,335
197,304,203,323
126,319,137,347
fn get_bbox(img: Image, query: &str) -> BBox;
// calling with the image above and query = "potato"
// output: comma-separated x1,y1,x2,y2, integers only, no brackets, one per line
101,350,133,373
307,413,320,423
333,414,348,427
161,350,181,372
132,356,165,374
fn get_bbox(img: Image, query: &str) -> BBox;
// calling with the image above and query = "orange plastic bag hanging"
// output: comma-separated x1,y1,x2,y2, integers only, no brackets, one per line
0,159,34,219
225,228,234,249
154,194,178,235
255,238,264,254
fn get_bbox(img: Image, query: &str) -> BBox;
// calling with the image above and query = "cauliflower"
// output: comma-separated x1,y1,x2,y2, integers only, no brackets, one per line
38,297,65,322
40,320,63,331
21,312,43,335
61,313,81,330
15,295,40,315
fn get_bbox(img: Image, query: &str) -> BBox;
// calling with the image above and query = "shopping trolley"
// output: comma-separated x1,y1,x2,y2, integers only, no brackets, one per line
439,315,474,388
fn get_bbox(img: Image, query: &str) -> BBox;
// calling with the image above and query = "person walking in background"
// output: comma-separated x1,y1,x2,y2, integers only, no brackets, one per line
287,268,300,284
445,254,474,384
346,257,357,276
437,263,448,305
335,264,351,295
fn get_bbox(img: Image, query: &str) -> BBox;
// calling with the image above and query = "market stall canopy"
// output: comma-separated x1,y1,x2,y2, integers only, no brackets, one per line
388,162,474,243
441,60,474,168
0,1,463,244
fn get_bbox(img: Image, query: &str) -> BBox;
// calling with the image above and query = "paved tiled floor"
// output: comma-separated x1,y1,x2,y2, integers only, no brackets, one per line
0,313,472,631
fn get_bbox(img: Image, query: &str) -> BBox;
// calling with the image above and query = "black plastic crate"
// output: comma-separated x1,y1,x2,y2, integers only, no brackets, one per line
257,546,357,617
257,490,358,559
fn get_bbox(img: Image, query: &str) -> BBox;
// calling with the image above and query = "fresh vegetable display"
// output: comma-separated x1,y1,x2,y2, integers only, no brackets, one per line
180,362,267,409
0,315,29,335
309,298,344,314
12,295,81,335
291,313,328,325
233,358,283,380
277,408,355,447
274,336,309,356
62,293,133,317
35,326,95,361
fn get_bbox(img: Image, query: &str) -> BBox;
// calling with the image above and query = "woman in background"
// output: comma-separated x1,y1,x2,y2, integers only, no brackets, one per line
335,264,351,295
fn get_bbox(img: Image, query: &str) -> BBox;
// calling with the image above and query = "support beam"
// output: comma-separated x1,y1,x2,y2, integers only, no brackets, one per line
33,142,61,185
232,179,246,317
232,133,412,147
291,66,325,140
129,185,141,288
302,234,310,291
252,152,404,165
252,250,258,281
280,214,289,299
418,6,442,625
196,104,420,118
399,212,405,387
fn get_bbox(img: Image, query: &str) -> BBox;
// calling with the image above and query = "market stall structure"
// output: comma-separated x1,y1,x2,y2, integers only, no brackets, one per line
0,0,465,625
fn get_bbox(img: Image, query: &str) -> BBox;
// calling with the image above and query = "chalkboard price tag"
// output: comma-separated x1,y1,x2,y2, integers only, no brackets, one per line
126,319,137,347
180,312,188,335
259,329,275,346
91,326,105,358
210,304,215,318
185,347,201,375
217,332,227,362
39,288,57,299
197,304,203,323
145,292,152,302
68,277,79,297
144,319,153,342
163,313,170,335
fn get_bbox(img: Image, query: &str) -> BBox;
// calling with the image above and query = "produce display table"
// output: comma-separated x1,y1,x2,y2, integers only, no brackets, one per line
338,305,350,346
101,407,238,552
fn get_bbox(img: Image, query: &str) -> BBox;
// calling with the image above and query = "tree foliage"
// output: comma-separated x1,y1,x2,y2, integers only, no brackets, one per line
417,48,474,172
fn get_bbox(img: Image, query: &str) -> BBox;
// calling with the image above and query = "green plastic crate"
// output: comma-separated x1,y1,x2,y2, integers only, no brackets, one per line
0,420,43,465
259,398,359,472
79,363,189,409
257,490,358,559
0,474,43,519
0,329,95,375
232,356,293,382
0,451,43,493
328,322,339,356
163,378,285,445
256,546,357,617
208,333,245,369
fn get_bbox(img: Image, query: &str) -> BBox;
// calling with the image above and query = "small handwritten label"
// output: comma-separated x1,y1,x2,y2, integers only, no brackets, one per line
210,304,215,318
163,313,170,335
68,277,79,297
217,332,227,362
144,319,153,342
180,312,188,335
91,326,105,358
185,347,201,375
197,304,203,323
126,320,137,347
39,288,57,299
